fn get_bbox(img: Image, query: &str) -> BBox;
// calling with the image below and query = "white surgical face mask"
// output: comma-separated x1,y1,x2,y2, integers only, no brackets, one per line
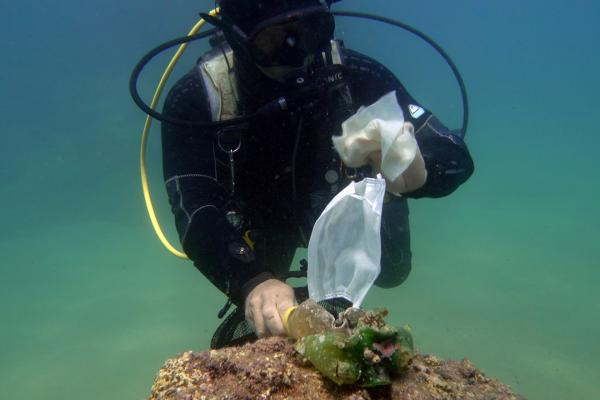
307,175,386,308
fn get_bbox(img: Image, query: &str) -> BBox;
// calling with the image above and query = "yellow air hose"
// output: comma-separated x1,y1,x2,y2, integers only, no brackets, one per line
140,8,219,260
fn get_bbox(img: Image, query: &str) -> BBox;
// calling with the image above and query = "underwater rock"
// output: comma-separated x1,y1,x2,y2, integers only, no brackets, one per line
148,337,525,400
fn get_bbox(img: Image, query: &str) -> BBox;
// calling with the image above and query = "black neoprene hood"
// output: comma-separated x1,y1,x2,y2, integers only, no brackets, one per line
218,0,334,33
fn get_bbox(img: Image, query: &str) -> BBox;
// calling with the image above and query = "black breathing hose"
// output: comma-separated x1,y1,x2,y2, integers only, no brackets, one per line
332,11,469,136
129,11,469,136
129,27,253,128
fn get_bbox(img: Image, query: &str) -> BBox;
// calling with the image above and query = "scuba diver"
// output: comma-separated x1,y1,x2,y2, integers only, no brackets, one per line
155,0,474,348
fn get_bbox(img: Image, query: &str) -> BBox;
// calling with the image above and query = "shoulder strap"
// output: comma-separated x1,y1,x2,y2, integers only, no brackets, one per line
199,47,240,122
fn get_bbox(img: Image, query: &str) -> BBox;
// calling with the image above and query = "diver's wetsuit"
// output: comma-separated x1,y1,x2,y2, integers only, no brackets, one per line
161,47,474,306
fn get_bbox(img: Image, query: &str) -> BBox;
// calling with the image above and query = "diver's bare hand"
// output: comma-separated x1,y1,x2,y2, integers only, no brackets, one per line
367,122,427,193
245,279,297,338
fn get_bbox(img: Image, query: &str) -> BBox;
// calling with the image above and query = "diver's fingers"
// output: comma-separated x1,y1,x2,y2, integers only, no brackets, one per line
367,150,383,173
263,302,285,336
244,303,255,332
251,303,267,338
244,279,296,338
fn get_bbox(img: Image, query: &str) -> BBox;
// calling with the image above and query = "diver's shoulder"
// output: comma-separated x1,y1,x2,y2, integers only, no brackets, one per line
341,47,397,84
342,47,385,68
162,66,211,120
342,47,392,78
167,67,207,101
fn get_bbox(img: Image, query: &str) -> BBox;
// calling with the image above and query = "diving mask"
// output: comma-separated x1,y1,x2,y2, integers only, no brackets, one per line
248,6,335,68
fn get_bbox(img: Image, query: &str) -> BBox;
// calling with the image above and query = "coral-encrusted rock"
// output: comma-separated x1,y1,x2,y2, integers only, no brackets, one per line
148,337,525,400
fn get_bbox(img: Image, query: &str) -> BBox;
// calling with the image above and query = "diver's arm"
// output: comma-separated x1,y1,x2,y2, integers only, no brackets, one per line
407,115,474,198
161,69,275,305
344,49,474,198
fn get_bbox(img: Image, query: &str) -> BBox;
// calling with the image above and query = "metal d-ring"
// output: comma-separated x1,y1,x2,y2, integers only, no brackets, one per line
217,131,242,195
345,167,359,180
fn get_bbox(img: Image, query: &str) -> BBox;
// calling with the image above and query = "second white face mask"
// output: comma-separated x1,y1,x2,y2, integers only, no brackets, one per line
333,91,418,182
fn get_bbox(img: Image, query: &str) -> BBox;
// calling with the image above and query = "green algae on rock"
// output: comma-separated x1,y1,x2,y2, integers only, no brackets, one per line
291,302,414,387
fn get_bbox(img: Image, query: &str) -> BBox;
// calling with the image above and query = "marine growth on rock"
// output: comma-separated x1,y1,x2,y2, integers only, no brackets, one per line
289,300,414,387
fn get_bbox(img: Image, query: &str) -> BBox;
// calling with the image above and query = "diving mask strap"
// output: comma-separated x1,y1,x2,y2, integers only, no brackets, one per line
199,13,251,59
